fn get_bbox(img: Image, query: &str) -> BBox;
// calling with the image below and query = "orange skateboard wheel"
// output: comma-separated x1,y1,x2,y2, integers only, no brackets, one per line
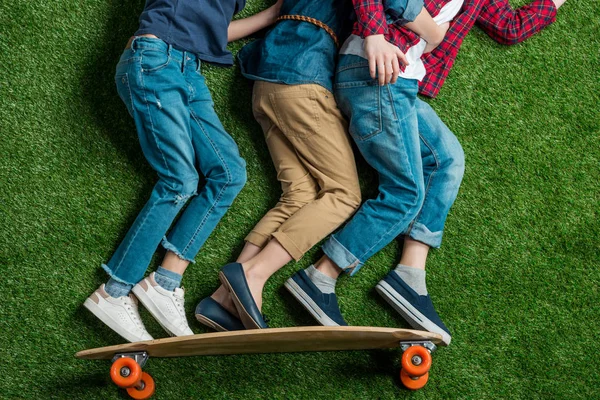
400,369,429,390
110,357,142,388
126,372,156,400
401,345,432,377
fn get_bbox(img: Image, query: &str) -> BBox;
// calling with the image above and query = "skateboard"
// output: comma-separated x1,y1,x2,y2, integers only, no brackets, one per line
76,326,443,399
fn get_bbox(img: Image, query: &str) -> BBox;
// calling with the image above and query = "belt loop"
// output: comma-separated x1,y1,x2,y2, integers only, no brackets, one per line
130,37,137,53
167,43,172,57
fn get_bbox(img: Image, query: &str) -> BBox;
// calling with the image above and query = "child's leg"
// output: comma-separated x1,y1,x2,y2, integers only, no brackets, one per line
86,39,201,342
131,55,247,337
375,99,464,346
216,82,362,328
402,98,465,254
103,42,201,290
159,65,247,266
319,55,424,276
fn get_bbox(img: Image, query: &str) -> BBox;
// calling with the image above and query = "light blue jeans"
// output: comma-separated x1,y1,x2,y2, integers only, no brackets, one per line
323,55,464,275
106,37,246,285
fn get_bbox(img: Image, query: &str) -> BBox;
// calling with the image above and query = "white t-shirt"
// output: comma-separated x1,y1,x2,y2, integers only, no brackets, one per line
340,0,464,81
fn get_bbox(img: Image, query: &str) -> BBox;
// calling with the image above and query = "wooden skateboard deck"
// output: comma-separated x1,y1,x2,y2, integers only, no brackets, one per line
77,326,442,398
76,326,442,360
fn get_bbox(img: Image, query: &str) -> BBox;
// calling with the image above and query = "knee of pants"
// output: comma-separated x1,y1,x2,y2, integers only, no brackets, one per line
386,180,425,220
207,157,247,198
338,186,362,214
441,137,466,184
158,172,200,204
281,180,319,205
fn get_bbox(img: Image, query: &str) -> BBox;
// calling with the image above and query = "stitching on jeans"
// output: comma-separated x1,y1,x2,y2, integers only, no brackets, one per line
405,132,439,236
356,119,422,261
111,68,175,272
180,110,233,255
139,68,173,182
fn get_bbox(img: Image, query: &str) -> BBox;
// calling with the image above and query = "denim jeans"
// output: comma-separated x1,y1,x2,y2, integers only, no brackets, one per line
322,55,464,275
105,37,246,285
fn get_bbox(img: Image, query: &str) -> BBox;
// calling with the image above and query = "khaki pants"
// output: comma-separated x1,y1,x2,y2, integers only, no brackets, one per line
246,81,361,260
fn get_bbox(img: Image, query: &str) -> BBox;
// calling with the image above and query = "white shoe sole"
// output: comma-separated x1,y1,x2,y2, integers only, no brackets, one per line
375,281,451,346
132,285,192,337
284,278,340,327
83,298,151,343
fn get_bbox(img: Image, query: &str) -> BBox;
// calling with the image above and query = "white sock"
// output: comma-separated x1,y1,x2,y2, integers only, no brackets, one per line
394,264,427,296
304,265,337,294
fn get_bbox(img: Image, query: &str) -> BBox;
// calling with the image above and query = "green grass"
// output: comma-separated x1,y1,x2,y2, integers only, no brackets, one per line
1,0,598,399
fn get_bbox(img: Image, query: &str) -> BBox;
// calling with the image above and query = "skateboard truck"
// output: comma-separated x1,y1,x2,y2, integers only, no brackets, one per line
112,351,150,368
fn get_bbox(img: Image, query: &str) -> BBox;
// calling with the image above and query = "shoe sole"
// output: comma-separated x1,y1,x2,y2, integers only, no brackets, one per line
83,298,151,343
284,278,340,327
375,281,451,346
218,271,262,330
131,285,191,337
195,313,228,332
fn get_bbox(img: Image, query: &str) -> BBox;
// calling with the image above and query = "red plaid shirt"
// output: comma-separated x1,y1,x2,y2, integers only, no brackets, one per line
352,0,557,97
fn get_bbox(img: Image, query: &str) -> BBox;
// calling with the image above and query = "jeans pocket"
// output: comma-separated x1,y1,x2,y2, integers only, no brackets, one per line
115,73,134,117
335,80,392,141
269,88,321,139
140,49,170,73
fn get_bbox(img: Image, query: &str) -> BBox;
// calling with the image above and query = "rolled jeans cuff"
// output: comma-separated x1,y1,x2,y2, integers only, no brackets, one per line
404,222,443,248
322,235,362,276
244,231,271,249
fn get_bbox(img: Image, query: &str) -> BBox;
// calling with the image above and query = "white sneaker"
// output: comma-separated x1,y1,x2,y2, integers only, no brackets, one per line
84,284,154,343
132,273,194,337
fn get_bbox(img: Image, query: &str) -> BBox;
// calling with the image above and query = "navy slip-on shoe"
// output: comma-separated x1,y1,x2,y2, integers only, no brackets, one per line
284,270,347,326
195,297,245,332
375,271,451,345
219,263,268,329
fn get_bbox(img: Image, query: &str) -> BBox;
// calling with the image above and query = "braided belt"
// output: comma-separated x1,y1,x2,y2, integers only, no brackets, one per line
276,15,339,48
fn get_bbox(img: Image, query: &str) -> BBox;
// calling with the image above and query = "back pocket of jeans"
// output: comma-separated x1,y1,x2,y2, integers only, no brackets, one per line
115,73,134,117
335,80,383,141
269,88,320,139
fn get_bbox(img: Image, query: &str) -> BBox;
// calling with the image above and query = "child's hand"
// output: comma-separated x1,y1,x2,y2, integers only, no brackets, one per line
364,34,409,86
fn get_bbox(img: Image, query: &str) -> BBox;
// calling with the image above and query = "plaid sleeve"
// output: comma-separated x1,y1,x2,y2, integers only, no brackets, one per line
476,0,557,45
352,0,389,37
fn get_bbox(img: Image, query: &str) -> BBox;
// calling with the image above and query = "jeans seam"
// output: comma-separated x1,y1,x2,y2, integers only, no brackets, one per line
179,110,232,256
355,120,421,261
406,132,440,236
111,200,158,272
139,68,173,182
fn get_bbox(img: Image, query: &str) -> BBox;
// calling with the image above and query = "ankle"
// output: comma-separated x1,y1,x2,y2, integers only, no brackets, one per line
315,257,342,279
105,278,133,298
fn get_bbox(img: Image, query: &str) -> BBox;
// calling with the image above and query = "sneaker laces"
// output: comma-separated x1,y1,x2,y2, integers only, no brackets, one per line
124,295,145,330
173,287,186,316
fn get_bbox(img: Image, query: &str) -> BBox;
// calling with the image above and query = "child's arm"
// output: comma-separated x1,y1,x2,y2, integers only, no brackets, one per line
404,8,448,52
228,0,283,42
476,0,561,45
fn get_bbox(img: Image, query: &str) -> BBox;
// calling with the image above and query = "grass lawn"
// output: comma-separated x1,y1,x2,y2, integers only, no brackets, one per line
1,0,598,399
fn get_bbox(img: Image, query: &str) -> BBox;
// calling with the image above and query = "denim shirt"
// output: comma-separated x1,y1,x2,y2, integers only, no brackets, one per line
238,0,351,93
136,0,246,65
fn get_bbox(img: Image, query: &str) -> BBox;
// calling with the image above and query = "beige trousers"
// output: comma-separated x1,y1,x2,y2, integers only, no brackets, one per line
246,81,361,260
